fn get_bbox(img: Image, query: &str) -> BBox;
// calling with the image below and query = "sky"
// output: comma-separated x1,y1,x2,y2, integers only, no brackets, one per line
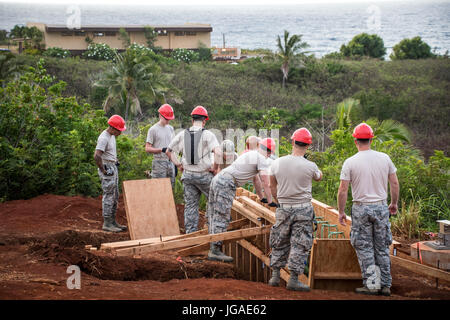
0,0,443,6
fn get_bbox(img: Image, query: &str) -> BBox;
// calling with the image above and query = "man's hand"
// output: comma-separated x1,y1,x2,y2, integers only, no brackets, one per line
338,212,347,226
161,147,167,154
177,163,184,173
388,203,398,216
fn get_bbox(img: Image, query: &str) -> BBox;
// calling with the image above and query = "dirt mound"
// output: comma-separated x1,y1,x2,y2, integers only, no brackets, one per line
28,230,236,282
0,193,126,236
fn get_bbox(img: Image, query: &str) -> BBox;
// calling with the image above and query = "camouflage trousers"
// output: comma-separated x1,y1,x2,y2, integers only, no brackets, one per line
151,159,175,189
269,204,314,274
98,163,119,219
207,172,236,246
181,171,214,234
350,202,393,289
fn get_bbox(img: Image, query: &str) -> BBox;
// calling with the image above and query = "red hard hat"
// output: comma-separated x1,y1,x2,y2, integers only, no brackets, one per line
191,105,209,120
291,128,312,144
107,115,126,131
260,138,276,152
158,104,175,120
352,123,374,139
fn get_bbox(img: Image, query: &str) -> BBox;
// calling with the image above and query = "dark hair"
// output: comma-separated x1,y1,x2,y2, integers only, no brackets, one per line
295,141,309,147
192,115,206,121
356,138,370,144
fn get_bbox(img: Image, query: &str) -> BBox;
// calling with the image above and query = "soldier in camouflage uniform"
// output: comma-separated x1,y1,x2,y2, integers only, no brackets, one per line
94,115,128,233
167,106,220,234
268,128,322,291
207,138,278,262
338,123,399,296
145,104,176,189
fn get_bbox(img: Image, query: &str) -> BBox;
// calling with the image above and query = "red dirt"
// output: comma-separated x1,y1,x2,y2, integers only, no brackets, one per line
0,194,449,300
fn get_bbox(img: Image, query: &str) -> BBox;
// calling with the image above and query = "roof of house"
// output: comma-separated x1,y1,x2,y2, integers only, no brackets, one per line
45,24,213,33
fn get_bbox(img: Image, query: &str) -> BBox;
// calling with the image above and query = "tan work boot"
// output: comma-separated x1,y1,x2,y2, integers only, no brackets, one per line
207,244,233,263
380,287,391,296
286,272,310,292
355,286,379,295
268,268,280,287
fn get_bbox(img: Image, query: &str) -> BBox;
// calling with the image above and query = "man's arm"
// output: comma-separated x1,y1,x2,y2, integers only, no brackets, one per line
259,172,273,203
253,174,264,199
211,146,221,174
388,172,399,215
145,142,166,154
269,175,278,203
313,169,323,181
94,149,106,175
337,180,350,226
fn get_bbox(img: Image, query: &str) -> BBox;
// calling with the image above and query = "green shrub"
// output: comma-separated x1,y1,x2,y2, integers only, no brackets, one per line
43,47,71,59
83,43,116,61
390,36,435,60
340,33,386,59
171,48,199,63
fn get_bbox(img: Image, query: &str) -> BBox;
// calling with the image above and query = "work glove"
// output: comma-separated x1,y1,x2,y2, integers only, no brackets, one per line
304,154,308,159
104,164,114,176
268,202,279,208
260,198,268,203
161,147,167,153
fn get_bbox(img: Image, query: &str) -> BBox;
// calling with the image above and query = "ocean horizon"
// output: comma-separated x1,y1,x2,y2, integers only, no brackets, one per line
1,1,449,57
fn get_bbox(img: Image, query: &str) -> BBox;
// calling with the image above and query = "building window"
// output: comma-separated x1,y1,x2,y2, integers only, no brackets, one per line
61,31,74,36
174,31,185,36
74,30,85,36
93,32,105,37
157,30,168,36
105,31,116,36
185,31,197,36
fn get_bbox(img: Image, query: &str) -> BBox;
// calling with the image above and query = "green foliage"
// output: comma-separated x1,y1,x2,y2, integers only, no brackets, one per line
0,59,106,200
23,48,41,56
43,47,71,59
143,26,158,49
118,28,131,48
340,33,386,59
9,25,44,50
171,48,199,63
83,43,117,61
390,36,435,60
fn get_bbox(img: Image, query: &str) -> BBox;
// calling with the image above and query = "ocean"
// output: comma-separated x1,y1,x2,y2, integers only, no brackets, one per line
0,1,449,57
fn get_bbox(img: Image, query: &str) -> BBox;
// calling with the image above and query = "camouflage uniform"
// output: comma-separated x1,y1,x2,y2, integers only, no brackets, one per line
208,172,236,246
182,171,214,233
350,201,392,289
269,204,314,274
151,159,176,189
98,162,119,220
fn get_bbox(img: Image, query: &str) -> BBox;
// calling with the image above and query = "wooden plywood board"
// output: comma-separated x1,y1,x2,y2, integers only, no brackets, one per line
122,178,180,240
308,239,362,291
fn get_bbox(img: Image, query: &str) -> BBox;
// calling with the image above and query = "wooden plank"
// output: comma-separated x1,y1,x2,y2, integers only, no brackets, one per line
311,198,352,239
232,201,262,226
115,226,271,256
122,179,180,240
238,196,276,224
308,239,362,291
390,255,450,282
176,219,249,256
100,235,184,250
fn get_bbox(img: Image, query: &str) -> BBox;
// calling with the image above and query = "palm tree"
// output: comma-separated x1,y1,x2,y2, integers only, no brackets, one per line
95,47,173,121
336,98,360,130
366,118,412,144
276,30,309,88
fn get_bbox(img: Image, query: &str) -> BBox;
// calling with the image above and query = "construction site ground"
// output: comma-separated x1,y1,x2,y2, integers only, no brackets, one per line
0,194,449,300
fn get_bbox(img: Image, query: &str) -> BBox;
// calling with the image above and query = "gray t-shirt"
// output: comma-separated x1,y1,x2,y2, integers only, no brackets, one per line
168,125,220,172
95,130,117,162
222,150,269,187
340,149,397,202
146,122,174,160
270,155,321,204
